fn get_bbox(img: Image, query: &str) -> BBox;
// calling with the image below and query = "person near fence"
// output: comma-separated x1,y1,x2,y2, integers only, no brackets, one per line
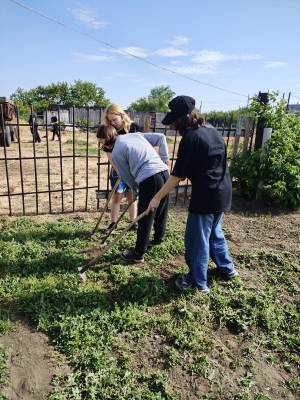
96,124,170,262
50,111,60,141
103,104,142,233
28,108,41,143
146,95,238,294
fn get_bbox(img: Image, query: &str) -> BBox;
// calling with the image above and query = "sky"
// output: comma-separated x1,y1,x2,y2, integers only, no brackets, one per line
1,0,300,113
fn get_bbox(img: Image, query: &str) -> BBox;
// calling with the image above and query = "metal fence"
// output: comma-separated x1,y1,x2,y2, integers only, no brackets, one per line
0,105,255,216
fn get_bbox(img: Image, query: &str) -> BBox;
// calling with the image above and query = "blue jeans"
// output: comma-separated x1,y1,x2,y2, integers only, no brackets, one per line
184,212,235,290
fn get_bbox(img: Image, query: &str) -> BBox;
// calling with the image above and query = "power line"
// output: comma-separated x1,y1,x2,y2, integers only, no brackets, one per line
11,0,248,98
201,100,248,105
291,94,300,100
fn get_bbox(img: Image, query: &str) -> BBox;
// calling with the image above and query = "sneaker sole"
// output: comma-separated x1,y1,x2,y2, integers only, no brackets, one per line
120,255,144,263
227,271,239,278
175,280,196,292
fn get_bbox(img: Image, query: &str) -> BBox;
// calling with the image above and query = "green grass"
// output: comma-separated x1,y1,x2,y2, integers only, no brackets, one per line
0,211,299,399
65,138,100,155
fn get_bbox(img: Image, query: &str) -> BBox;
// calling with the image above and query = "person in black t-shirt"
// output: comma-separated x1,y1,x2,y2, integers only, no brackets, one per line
103,104,141,233
146,95,238,294
50,111,60,141
28,108,41,143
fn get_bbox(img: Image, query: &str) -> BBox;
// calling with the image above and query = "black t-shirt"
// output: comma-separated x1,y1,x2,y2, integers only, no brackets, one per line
171,123,232,214
29,113,38,126
51,116,58,124
103,122,141,153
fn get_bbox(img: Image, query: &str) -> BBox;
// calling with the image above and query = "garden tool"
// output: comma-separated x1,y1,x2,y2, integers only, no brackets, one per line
78,210,147,282
100,199,134,245
91,176,121,237
79,200,135,255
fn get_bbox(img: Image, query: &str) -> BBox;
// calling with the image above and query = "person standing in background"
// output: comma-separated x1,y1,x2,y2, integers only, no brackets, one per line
50,111,60,141
28,108,41,143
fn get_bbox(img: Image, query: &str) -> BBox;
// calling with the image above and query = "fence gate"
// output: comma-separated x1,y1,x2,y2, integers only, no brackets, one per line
0,106,255,216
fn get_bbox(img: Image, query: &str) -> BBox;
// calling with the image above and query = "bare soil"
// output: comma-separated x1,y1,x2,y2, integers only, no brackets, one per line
0,310,71,400
0,196,299,399
0,122,181,216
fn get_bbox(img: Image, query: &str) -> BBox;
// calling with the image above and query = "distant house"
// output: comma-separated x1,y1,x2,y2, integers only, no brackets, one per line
288,104,300,114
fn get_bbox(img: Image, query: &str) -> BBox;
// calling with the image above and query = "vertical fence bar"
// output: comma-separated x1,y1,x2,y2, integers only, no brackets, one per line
170,129,178,172
96,109,101,210
58,106,64,212
226,114,233,147
221,117,226,138
85,107,89,211
1,105,12,215
230,117,243,166
153,113,157,132
30,106,39,214
16,106,25,215
72,106,76,212
45,109,52,214
248,119,256,153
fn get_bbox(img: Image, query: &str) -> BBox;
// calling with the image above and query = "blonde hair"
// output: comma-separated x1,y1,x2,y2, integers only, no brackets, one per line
104,103,132,133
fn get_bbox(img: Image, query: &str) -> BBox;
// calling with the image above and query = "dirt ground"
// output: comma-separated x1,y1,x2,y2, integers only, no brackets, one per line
0,196,299,399
0,122,181,216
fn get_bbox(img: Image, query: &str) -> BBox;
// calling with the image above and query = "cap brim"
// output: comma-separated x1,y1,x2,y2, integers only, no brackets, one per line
161,111,177,126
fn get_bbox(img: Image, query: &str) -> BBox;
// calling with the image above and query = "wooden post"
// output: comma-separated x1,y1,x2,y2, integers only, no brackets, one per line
144,115,151,132
230,116,243,166
242,117,252,155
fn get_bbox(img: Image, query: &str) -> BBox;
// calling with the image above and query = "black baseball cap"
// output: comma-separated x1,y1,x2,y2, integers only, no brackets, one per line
161,95,196,126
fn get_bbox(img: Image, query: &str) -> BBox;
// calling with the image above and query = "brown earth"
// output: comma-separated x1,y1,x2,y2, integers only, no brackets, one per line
0,196,299,399
0,121,182,216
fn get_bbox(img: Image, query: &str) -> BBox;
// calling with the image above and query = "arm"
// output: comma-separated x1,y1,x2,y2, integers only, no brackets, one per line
146,175,182,214
143,132,170,164
112,150,139,198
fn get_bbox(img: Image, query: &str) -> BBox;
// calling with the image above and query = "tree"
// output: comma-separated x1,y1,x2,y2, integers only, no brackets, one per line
10,80,110,115
204,107,250,127
68,79,110,108
128,85,175,112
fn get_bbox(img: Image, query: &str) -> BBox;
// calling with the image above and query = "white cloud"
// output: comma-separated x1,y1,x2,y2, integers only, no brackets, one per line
115,47,152,58
71,52,115,62
68,5,110,29
164,36,190,46
155,47,189,57
192,50,263,63
167,64,217,75
264,62,287,68
192,50,227,63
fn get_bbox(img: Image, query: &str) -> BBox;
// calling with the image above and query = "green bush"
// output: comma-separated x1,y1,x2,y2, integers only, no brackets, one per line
230,92,300,209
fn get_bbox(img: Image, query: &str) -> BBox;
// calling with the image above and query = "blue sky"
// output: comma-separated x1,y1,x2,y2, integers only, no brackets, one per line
1,0,300,112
